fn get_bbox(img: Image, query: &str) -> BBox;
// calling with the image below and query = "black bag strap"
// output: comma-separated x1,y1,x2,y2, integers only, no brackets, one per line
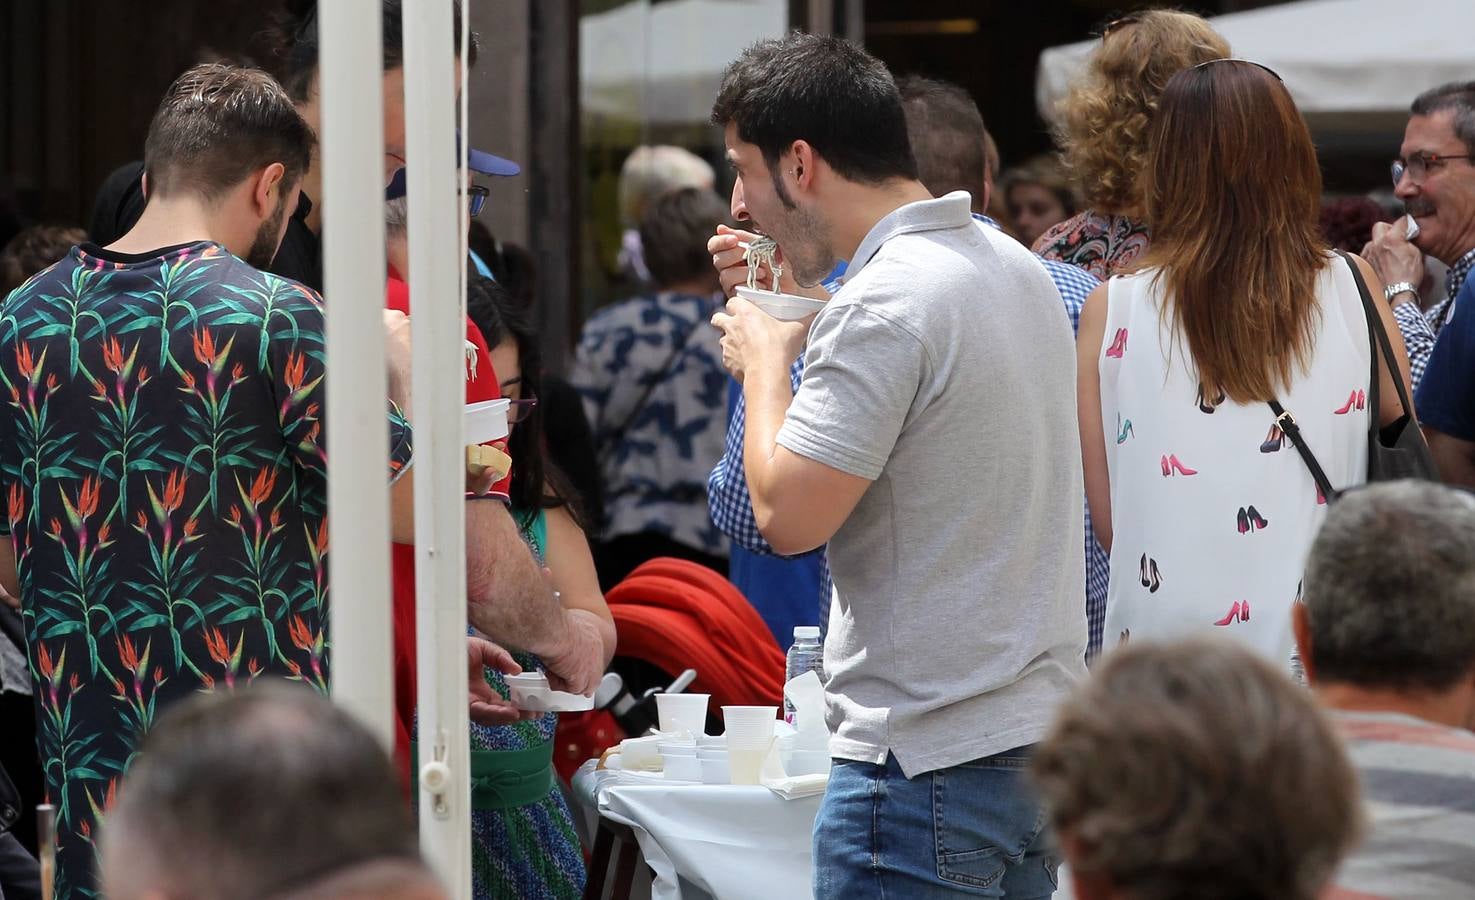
1333,250,1417,437
1267,400,1338,503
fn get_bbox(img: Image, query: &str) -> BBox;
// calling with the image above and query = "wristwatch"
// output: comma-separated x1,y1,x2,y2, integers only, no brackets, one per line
1384,281,1419,304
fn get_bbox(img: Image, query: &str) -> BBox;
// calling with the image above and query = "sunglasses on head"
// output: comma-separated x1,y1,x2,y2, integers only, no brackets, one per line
1189,58,1284,82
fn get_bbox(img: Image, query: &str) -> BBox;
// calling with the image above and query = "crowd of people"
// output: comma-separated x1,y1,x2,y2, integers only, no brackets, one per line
3,2,1475,899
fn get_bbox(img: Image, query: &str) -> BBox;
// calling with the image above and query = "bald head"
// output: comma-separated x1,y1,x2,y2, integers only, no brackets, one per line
102,682,419,900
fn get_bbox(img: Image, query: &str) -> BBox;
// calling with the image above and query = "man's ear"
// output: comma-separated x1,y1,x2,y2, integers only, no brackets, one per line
140,170,150,200
252,162,288,217
790,140,816,192
1292,601,1316,684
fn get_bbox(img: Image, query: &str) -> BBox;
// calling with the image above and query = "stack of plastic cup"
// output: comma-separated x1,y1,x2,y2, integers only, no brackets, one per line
655,692,710,737
722,706,778,785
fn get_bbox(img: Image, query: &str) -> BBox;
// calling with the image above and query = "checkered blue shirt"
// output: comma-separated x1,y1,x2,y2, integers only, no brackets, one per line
707,216,1109,655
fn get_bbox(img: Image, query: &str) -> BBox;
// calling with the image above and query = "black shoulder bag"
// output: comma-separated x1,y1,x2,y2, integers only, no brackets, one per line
1268,251,1437,503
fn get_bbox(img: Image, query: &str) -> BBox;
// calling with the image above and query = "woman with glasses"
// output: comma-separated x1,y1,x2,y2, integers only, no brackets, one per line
1076,60,1415,669
464,275,616,900
1036,10,1229,278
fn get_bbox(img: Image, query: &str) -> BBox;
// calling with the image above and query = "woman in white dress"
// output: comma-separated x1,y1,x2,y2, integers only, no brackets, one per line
1076,59,1415,668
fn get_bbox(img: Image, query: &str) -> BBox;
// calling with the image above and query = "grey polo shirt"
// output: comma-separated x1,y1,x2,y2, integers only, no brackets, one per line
776,191,1088,776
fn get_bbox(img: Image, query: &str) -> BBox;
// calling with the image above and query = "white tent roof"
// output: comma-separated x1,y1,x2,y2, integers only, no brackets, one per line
580,0,787,125
1037,0,1475,125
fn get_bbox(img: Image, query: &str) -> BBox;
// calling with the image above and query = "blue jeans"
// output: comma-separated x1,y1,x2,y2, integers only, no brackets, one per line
813,748,1057,899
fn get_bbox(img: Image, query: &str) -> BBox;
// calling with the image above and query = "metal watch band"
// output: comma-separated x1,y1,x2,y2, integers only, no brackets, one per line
1384,281,1419,302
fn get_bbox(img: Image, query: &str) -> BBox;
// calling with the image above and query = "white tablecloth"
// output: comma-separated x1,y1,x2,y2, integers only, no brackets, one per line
574,763,820,900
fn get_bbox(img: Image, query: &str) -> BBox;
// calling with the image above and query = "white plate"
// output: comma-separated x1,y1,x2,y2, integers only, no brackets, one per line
464,398,511,445
735,286,827,321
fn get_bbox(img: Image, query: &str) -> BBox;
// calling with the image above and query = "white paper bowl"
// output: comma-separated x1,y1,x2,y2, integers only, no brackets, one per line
735,286,827,321
505,672,593,712
464,398,511,445
618,735,664,772
699,756,732,784
663,753,703,782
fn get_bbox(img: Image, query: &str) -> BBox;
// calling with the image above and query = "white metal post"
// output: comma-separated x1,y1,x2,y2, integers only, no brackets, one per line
319,0,394,749
403,0,473,895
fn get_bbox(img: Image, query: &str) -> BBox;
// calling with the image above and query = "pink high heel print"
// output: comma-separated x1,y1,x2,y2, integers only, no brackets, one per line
1105,328,1128,359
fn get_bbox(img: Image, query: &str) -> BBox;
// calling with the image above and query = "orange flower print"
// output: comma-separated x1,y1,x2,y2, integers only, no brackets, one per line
284,352,307,393
15,343,35,379
247,467,279,507
192,328,218,366
103,336,125,374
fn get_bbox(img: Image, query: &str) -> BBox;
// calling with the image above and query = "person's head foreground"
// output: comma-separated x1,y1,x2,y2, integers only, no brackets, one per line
1033,639,1362,900
711,32,919,287
101,681,426,900
1296,480,1475,728
141,62,315,269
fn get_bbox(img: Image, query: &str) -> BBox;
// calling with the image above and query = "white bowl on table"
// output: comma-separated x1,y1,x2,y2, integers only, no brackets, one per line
735,286,827,321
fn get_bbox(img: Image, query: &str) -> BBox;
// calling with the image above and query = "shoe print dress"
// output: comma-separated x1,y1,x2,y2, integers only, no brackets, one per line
1098,257,1369,667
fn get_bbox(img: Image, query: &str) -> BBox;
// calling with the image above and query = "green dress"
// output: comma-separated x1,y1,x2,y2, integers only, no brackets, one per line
466,508,586,899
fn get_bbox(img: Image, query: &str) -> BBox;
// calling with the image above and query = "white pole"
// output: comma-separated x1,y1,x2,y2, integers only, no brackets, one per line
319,0,394,749
403,0,472,895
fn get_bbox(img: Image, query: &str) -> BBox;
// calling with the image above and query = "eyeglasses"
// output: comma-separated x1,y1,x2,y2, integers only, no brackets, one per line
463,185,489,218
1189,58,1284,82
507,394,537,424
1391,152,1474,188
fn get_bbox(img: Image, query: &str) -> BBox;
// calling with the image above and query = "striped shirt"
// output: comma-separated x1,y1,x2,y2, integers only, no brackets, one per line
1330,710,1475,899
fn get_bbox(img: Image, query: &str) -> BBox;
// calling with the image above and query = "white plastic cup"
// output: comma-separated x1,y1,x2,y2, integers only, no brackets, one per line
728,746,768,785
655,692,711,736
722,705,778,728
724,726,774,750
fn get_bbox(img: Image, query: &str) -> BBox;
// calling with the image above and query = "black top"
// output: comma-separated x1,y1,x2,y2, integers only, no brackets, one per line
88,161,148,247
269,190,323,291
87,160,324,292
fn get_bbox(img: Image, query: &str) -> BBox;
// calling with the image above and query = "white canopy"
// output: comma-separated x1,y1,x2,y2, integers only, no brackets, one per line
580,0,787,125
1037,0,1475,128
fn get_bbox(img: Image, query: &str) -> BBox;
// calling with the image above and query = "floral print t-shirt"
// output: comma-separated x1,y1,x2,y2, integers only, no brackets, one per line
0,241,412,898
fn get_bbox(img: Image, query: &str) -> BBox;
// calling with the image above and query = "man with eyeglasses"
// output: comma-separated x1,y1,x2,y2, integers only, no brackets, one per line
1370,83,1475,487
1362,83,1475,395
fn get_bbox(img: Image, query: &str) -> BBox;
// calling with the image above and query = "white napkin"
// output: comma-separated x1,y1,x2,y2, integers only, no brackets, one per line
759,743,828,800
783,670,829,751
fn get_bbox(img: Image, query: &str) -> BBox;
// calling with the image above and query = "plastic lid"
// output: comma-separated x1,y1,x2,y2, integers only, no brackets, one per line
793,626,821,640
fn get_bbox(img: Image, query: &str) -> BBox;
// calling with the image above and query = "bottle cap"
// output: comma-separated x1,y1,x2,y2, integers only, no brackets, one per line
793,626,821,640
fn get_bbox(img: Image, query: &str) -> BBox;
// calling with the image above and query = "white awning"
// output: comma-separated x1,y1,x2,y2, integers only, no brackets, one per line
580,0,788,125
1037,0,1475,128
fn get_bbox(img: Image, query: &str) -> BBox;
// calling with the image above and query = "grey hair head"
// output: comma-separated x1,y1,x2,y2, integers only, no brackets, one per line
1304,480,1475,691
1411,81,1475,157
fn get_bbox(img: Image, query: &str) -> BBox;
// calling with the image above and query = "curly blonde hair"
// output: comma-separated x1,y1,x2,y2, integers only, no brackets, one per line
1053,10,1229,216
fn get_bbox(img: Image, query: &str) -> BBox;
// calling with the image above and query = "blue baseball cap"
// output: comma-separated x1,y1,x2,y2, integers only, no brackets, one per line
385,132,520,199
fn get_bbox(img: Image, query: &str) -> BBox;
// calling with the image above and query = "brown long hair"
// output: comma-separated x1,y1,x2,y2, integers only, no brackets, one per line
1140,61,1328,404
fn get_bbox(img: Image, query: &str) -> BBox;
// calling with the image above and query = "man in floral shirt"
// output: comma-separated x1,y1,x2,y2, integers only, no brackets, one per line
0,66,411,898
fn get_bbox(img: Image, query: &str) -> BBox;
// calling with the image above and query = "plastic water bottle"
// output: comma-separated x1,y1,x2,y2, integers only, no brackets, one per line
784,626,824,726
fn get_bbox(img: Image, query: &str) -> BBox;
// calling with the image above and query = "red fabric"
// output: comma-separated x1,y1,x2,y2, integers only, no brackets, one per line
604,558,787,710
385,269,508,786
